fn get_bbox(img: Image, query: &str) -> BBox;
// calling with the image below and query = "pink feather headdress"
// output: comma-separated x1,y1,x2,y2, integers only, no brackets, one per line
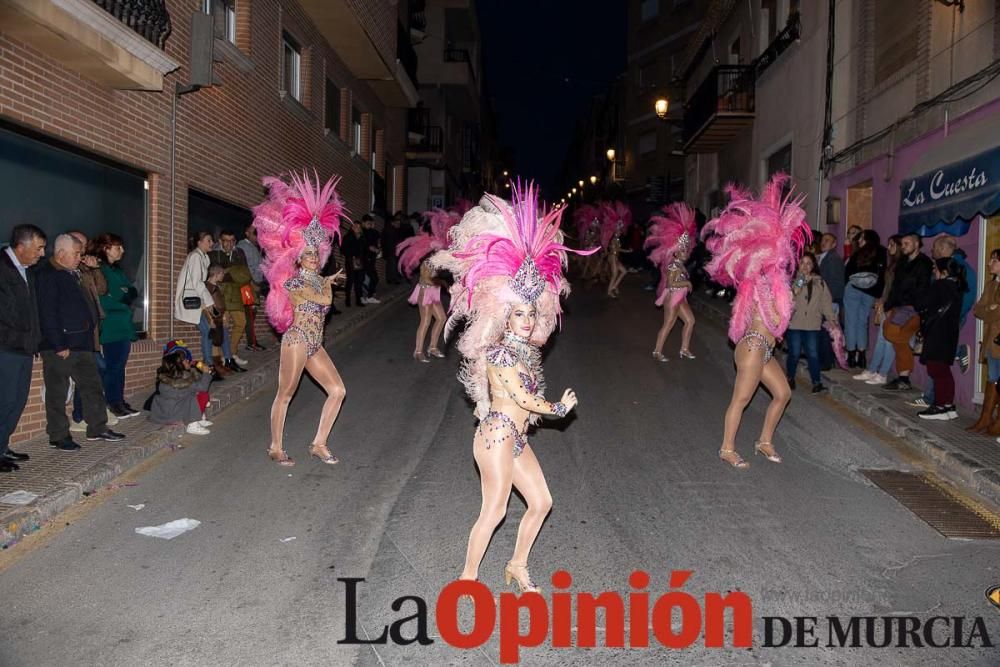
430,181,597,419
645,202,697,303
253,170,345,333
599,200,632,249
395,207,458,278
572,203,601,243
701,173,812,342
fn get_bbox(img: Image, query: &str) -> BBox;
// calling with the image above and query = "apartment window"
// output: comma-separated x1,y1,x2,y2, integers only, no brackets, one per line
352,106,362,153
729,37,741,64
766,143,792,192
324,79,341,136
640,0,659,21
204,0,236,44
874,0,917,84
638,62,656,90
761,0,778,46
639,131,657,155
282,32,301,101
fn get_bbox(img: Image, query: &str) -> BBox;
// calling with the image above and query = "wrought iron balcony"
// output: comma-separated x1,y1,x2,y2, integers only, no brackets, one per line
407,125,443,154
397,20,418,87
754,11,801,78
92,0,172,49
683,65,755,154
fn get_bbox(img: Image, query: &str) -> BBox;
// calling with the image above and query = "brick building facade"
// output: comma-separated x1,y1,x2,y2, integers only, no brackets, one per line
0,0,418,442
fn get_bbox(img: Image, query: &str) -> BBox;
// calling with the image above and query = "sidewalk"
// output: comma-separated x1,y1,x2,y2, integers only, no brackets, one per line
0,285,408,549
692,291,1000,507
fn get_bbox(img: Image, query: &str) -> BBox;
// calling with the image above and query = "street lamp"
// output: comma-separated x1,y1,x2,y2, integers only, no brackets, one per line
654,97,669,119
590,175,597,185
502,170,509,177
606,148,616,161
578,180,584,188
572,187,577,194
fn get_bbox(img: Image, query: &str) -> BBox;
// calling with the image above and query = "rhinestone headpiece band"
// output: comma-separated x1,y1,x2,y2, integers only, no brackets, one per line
510,257,545,303
302,215,326,250
678,231,690,248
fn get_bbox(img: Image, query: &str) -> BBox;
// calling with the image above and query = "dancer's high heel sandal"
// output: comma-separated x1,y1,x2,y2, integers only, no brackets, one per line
309,443,340,465
679,349,696,360
718,448,749,470
413,351,430,363
504,561,540,593
754,440,782,464
267,448,295,466
651,351,668,363
427,348,445,358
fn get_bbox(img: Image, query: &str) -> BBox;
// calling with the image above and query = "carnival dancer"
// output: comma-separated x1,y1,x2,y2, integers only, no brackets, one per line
396,207,458,362
646,203,697,362
254,171,347,467
600,201,631,297
573,203,603,282
431,183,594,592
701,173,812,469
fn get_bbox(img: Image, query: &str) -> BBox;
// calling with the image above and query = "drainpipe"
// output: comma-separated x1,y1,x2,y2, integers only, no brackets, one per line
170,82,203,340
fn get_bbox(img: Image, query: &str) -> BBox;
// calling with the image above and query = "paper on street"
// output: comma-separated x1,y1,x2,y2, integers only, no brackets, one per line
135,518,200,540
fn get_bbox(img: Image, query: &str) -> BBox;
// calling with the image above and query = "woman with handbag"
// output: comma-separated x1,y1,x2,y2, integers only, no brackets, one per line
94,234,140,418
786,253,838,393
843,229,885,368
174,232,224,379
913,257,966,420
969,249,1000,434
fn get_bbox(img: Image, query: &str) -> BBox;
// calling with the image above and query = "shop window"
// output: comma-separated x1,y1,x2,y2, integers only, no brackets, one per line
282,32,302,101
204,0,236,44
0,124,149,332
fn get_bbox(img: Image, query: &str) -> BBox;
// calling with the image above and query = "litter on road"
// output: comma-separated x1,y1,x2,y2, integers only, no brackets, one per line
135,518,200,540
127,504,145,511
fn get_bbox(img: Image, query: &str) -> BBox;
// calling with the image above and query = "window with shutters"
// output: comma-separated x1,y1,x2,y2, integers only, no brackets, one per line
873,0,918,84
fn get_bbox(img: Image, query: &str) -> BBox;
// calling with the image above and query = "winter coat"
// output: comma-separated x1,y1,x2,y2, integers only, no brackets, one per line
149,369,212,425
818,250,846,303
844,246,886,299
174,249,212,325
0,247,41,356
208,248,252,312
973,277,1000,361
886,253,933,310
236,239,264,284
788,275,836,331
98,264,138,345
916,277,962,365
34,257,99,352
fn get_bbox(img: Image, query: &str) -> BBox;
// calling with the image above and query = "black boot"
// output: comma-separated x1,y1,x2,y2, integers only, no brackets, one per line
847,350,857,368
857,350,867,370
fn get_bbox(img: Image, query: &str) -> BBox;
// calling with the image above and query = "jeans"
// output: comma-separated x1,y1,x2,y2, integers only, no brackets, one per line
843,285,875,350
73,351,106,423
0,350,33,457
867,320,896,377
198,313,232,363
101,340,131,406
785,329,821,384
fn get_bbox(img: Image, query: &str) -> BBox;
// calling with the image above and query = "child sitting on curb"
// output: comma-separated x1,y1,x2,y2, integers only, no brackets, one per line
147,340,214,435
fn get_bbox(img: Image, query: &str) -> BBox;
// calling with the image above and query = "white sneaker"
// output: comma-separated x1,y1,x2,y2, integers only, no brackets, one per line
199,414,213,427
233,356,249,367
70,420,87,433
186,422,210,435
106,408,120,426
853,370,873,381
367,296,381,304
864,373,887,385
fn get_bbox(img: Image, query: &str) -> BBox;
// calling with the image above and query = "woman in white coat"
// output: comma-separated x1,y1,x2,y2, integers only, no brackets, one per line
174,232,221,372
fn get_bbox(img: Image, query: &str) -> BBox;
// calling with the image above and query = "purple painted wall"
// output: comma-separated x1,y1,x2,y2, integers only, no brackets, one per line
828,97,1000,411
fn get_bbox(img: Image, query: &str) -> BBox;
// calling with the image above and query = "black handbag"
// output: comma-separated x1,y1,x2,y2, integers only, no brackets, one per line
183,295,201,309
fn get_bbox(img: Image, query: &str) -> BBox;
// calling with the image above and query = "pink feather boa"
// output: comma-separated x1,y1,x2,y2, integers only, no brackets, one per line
824,321,849,369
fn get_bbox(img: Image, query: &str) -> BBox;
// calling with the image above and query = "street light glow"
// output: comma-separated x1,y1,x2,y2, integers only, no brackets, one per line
655,97,669,119
502,170,509,177
590,175,597,185
606,148,616,161
578,180,584,188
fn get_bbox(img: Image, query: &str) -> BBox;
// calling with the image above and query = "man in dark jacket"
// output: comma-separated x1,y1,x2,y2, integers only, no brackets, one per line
0,225,46,471
361,214,381,303
341,220,366,307
382,212,405,285
35,234,124,448
817,233,846,370
882,233,934,390
209,231,252,371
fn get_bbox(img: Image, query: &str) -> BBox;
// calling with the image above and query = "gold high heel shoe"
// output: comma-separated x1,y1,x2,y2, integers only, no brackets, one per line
651,351,668,363
504,561,540,593
267,448,294,466
413,351,430,363
309,443,340,465
718,448,749,470
427,348,445,358
679,349,696,360
754,440,782,464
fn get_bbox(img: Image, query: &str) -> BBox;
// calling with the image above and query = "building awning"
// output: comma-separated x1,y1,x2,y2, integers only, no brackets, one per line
899,118,1000,237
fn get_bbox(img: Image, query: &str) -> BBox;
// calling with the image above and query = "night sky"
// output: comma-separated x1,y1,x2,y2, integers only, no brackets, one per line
476,1,627,198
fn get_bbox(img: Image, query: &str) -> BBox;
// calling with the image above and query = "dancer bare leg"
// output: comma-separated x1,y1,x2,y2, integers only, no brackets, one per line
755,356,791,460
719,341,765,468
303,347,347,461
507,445,552,589
460,430,516,581
414,301,432,359
428,302,447,355
269,343,308,463
654,303,679,357
676,301,696,354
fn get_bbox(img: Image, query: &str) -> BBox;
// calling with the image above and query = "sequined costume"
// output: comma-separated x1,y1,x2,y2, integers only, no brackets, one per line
281,269,332,357
656,256,691,308
738,329,774,363
477,331,563,458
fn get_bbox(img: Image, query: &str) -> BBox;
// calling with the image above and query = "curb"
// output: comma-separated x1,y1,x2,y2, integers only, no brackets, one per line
689,293,1000,507
1,288,407,549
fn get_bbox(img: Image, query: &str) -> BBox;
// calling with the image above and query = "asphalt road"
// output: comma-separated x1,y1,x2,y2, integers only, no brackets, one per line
0,276,998,666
